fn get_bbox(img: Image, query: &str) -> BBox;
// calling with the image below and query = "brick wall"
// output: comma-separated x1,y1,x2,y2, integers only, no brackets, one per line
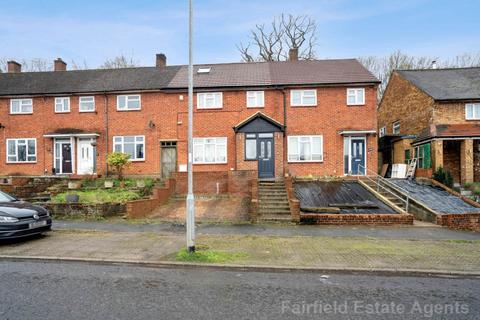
437,213,480,232
443,140,461,182
126,178,175,218
1,84,377,179
301,213,414,225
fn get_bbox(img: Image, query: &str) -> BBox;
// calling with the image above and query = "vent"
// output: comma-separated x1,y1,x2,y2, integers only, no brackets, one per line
197,67,211,74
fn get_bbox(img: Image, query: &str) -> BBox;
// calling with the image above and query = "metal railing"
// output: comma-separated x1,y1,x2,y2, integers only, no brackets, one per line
357,164,411,212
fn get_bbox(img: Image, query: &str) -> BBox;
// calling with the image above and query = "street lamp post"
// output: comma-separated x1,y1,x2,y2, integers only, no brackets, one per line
186,0,195,253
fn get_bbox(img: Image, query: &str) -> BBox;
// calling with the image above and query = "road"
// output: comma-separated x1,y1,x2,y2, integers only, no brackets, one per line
1,261,479,320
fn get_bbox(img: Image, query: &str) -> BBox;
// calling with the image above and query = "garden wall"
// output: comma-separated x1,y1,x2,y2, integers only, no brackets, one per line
300,213,414,225
43,203,125,218
173,170,256,196
126,178,176,218
436,213,480,232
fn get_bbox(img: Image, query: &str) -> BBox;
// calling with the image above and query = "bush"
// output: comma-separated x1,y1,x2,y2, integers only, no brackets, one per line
107,152,131,180
432,167,453,188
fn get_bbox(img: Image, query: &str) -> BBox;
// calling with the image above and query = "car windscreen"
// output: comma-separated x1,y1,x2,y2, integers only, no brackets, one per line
0,191,16,202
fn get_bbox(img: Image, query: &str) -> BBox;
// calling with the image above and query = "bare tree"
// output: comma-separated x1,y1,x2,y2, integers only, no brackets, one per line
0,57,52,72
358,50,480,99
237,14,318,62
99,54,140,69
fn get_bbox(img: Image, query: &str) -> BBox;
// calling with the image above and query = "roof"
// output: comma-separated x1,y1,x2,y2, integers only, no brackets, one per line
397,67,480,101
0,66,181,96
414,123,480,144
0,59,379,96
168,59,379,89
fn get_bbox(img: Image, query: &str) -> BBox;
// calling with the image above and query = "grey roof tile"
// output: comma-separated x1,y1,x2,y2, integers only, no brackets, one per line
397,68,480,101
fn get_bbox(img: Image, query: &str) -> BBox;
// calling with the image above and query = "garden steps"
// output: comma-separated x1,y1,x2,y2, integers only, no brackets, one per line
258,180,292,221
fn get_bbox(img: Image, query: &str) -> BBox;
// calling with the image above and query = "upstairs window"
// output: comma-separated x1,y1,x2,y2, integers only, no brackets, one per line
465,103,480,120
79,96,95,112
197,92,223,109
347,88,365,105
246,91,265,108
10,99,33,114
291,90,317,106
6,138,37,163
113,136,145,160
288,135,323,162
193,137,227,163
55,97,70,113
117,95,141,111
392,121,401,134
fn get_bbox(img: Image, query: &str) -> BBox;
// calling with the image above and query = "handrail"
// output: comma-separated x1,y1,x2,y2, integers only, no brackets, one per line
357,164,410,212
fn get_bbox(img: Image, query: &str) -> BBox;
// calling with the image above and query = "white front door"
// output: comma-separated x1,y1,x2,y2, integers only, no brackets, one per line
77,138,95,175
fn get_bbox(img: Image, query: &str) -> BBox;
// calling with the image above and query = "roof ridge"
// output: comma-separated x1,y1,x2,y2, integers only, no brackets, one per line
397,66,480,72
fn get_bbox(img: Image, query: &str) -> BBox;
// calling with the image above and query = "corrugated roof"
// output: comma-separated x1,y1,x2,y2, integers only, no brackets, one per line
397,68,480,101
0,59,379,96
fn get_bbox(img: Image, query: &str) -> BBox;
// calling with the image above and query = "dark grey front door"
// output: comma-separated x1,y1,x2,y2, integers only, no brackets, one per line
350,138,365,175
258,137,274,178
62,144,73,174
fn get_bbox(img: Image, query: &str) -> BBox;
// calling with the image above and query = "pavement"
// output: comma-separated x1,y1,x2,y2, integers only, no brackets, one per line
1,260,479,320
53,219,480,240
1,228,479,275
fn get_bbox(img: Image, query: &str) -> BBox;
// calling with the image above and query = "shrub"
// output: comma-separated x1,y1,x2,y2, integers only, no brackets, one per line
107,152,131,180
432,167,453,188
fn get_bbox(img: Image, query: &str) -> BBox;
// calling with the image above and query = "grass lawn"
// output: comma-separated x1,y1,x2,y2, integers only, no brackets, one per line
51,189,142,204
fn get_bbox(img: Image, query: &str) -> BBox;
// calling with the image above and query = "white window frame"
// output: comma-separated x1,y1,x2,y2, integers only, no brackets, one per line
290,90,317,107
246,91,265,108
54,97,70,113
112,136,145,161
10,99,33,114
287,135,323,162
193,137,227,164
379,126,386,138
6,138,37,163
79,96,96,112
197,92,223,109
347,88,365,105
117,95,141,111
392,121,401,134
465,103,480,120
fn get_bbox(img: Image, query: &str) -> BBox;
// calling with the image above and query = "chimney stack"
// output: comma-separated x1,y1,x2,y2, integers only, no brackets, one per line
156,53,167,67
54,58,67,71
289,48,299,61
7,61,21,73
431,60,438,69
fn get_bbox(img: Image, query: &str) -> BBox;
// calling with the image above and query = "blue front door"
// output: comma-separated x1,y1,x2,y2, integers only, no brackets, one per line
350,138,365,175
258,137,275,179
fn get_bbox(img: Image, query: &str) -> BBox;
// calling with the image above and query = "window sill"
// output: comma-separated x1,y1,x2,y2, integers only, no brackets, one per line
287,160,323,163
193,162,228,165
247,106,265,109
116,108,142,112
129,159,145,162
79,110,96,113
196,107,223,110
55,111,71,114
347,104,365,106
6,161,37,164
9,113,33,115
291,105,317,108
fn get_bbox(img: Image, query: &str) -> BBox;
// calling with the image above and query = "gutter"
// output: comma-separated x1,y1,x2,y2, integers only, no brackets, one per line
104,93,109,176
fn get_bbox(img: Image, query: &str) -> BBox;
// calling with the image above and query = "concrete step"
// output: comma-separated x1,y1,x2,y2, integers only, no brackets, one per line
259,210,291,216
259,200,289,204
259,214,292,222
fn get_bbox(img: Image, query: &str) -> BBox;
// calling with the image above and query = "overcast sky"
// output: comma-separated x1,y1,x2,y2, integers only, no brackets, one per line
1,0,478,68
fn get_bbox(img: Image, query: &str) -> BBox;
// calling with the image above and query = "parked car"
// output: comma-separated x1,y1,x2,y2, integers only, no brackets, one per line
0,190,52,240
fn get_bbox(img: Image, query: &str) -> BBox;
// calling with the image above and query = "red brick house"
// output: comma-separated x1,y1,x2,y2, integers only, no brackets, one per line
0,54,379,182
378,67,480,183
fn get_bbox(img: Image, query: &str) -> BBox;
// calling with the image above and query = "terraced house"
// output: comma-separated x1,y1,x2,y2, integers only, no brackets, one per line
0,52,379,186
378,67,480,183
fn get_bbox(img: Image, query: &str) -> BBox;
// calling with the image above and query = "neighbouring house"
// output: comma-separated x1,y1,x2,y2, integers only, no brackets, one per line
378,67,480,184
0,51,379,190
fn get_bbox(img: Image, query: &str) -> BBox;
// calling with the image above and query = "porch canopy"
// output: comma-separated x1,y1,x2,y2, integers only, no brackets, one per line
233,112,284,133
43,128,99,138
412,124,480,146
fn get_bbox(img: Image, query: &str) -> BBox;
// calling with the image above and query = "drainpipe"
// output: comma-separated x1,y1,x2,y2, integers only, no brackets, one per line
104,92,109,176
282,88,287,176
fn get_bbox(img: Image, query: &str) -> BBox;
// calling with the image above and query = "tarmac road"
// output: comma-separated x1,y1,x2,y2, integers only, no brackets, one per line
1,260,479,320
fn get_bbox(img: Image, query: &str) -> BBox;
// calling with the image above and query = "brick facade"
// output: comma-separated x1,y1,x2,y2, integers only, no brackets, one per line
1,84,378,181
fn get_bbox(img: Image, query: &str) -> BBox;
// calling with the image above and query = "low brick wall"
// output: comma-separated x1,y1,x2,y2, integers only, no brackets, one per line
173,170,255,196
250,178,258,222
43,202,125,218
285,176,300,222
126,178,176,218
301,213,414,225
437,214,480,232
